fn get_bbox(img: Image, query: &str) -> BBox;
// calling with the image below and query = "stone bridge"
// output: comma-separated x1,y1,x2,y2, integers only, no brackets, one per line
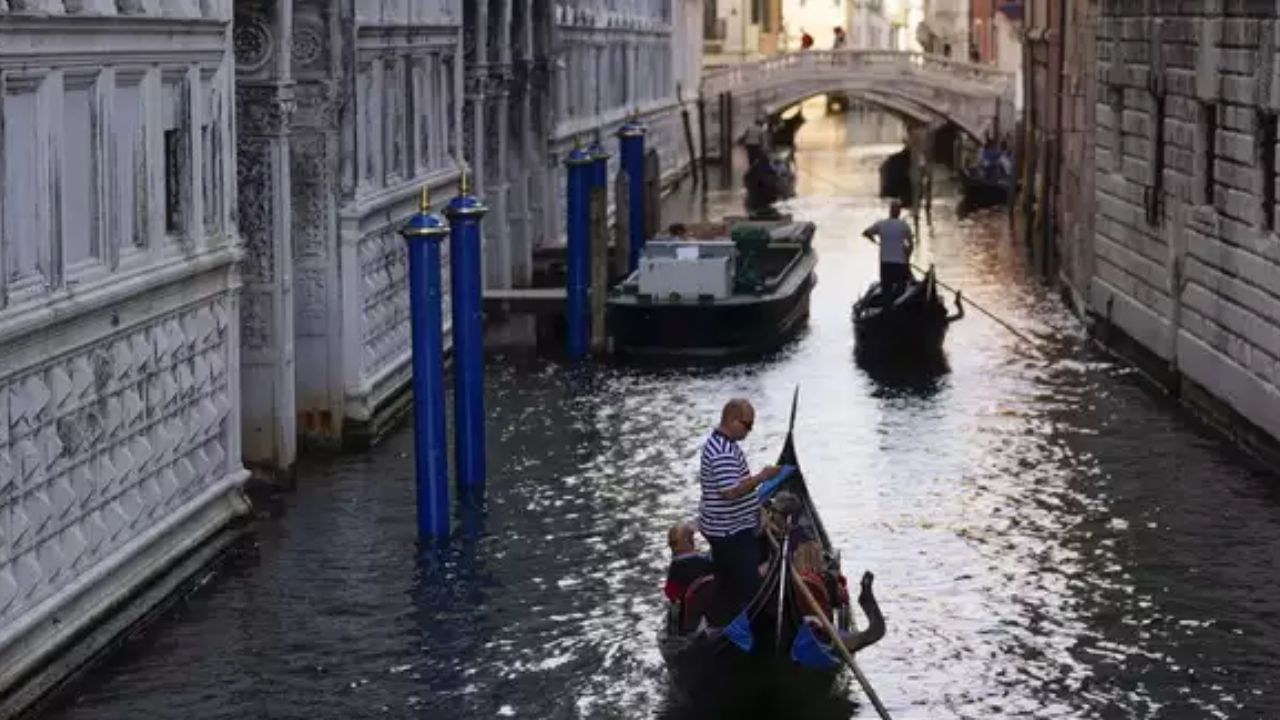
700,50,1018,153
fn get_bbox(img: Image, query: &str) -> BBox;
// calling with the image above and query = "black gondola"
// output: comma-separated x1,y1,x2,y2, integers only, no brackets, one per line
769,110,806,149
852,265,964,360
878,146,913,207
658,390,885,714
959,166,1014,211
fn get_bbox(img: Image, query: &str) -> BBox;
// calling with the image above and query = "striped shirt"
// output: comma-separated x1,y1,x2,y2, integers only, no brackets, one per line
697,429,758,537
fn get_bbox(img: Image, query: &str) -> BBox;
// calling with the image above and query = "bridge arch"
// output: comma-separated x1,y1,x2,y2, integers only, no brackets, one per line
701,50,1017,156
759,85,988,142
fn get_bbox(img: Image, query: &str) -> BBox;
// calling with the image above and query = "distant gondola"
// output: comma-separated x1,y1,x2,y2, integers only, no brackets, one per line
959,166,1014,211
657,390,884,713
769,110,806,149
878,146,913,207
852,265,964,360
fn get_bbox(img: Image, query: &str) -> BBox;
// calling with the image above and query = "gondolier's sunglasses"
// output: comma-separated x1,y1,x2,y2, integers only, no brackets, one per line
738,417,754,431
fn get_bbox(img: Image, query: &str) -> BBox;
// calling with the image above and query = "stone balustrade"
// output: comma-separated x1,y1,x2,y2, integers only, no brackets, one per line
702,48,1016,99
700,48,1017,143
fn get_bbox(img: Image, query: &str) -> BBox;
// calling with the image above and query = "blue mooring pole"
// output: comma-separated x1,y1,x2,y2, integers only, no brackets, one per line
400,188,451,539
445,173,488,496
617,118,648,273
565,145,594,360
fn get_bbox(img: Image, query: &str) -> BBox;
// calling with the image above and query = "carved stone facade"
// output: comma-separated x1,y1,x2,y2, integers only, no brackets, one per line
304,0,464,446
539,0,704,248
0,0,709,708
0,0,249,703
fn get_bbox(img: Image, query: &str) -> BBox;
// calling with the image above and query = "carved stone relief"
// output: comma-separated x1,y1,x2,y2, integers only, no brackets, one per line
290,132,330,337
358,230,410,379
0,294,234,627
290,132,329,261
235,137,273,284
239,289,272,351
236,84,296,137
233,17,273,74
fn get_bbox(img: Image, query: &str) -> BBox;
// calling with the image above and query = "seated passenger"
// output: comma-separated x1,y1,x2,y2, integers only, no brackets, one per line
792,539,846,612
664,520,714,603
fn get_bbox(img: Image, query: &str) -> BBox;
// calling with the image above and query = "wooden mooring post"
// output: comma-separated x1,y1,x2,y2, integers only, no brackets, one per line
589,142,610,354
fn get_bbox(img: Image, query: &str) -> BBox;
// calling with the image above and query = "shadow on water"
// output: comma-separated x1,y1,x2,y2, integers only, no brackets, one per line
853,349,951,400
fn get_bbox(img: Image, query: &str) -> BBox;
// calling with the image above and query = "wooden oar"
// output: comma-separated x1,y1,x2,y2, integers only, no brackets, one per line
789,565,894,720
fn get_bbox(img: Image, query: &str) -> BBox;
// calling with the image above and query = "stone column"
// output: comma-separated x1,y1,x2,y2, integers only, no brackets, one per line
462,0,488,226
507,0,535,286
485,0,513,289
234,0,297,479
289,0,342,445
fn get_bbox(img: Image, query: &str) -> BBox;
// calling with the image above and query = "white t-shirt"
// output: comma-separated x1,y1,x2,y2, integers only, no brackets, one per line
867,218,912,265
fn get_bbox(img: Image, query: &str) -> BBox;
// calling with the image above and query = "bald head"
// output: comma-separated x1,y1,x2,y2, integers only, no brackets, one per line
719,398,756,440
889,199,903,218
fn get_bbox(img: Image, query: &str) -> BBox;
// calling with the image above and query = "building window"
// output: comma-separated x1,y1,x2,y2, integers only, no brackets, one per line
164,127,185,235
1260,110,1277,232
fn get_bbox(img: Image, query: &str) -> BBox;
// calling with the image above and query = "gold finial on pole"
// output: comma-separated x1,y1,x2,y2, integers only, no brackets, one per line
460,166,471,195
419,185,430,213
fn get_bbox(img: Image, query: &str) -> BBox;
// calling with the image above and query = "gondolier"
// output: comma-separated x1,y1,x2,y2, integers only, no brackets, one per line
698,398,779,624
862,199,915,297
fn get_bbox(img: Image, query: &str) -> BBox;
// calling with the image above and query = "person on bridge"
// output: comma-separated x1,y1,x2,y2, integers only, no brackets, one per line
832,26,847,49
862,199,915,297
698,398,780,624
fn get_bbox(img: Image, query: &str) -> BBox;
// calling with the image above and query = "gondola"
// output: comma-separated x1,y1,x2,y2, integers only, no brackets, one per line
852,265,964,361
959,166,1014,211
878,146,913,207
657,390,885,714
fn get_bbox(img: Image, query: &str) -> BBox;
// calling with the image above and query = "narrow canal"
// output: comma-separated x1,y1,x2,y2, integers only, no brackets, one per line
41,105,1280,720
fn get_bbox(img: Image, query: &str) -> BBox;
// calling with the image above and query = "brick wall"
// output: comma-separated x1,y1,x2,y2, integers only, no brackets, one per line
1092,1,1280,443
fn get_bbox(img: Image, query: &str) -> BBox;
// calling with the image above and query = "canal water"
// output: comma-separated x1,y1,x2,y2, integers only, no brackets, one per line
41,104,1280,720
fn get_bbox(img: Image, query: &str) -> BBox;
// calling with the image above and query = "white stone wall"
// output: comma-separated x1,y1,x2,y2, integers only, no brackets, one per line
542,0,701,245
0,1,249,692
338,16,463,437
1092,4,1280,442
848,0,892,51
924,0,969,56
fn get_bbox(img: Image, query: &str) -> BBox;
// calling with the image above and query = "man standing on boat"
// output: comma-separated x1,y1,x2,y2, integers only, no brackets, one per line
698,399,780,624
862,199,915,297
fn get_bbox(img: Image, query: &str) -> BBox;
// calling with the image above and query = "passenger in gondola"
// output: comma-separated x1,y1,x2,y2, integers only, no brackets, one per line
698,398,780,624
862,199,915,299
792,537,847,611
997,140,1014,178
663,519,715,604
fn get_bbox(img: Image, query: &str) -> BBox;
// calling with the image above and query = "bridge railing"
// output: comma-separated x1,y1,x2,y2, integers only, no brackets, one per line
700,49,1015,99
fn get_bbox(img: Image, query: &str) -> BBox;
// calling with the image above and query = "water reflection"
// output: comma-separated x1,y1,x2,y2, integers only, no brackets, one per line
37,103,1280,720
855,349,951,399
